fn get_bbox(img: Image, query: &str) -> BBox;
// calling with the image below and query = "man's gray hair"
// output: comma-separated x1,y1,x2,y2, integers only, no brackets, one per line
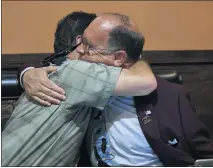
101,13,145,62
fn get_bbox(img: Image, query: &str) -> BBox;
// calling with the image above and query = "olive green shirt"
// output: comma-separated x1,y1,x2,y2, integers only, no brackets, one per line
2,60,121,167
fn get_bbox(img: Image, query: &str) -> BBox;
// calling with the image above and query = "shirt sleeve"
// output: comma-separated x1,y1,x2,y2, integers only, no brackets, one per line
56,60,121,110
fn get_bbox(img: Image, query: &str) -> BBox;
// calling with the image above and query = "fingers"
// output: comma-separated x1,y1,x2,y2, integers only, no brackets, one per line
34,92,62,105
42,67,65,95
23,66,66,106
44,66,57,73
42,79,66,96
31,96,51,107
34,82,66,103
27,82,65,105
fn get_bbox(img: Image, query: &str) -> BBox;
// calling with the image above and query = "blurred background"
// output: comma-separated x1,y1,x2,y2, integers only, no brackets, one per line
2,1,213,53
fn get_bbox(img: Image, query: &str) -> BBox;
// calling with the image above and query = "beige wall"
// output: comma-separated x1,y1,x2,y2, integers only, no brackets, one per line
2,1,213,54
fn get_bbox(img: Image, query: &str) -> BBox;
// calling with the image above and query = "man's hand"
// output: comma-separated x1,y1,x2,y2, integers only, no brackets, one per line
23,66,66,106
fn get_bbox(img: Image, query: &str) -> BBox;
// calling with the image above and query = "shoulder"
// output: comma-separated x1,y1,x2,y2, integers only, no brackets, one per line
156,77,184,95
148,77,189,104
59,60,121,73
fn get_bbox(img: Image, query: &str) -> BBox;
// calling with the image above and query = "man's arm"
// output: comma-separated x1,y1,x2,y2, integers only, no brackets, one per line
115,60,156,96
22,59,156,106
178,87,213,159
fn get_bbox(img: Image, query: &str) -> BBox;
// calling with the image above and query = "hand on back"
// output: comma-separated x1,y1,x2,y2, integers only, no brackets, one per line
23,66,66,106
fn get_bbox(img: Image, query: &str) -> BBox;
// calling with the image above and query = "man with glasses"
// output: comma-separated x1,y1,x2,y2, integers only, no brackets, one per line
2,13,157,166
5,11,213,167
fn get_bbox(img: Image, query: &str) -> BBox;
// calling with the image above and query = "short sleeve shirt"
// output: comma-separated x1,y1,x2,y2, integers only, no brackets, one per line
2,60,121,167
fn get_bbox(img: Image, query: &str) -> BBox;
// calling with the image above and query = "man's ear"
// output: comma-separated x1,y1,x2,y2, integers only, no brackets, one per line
75,35,82,45
113,50,127,67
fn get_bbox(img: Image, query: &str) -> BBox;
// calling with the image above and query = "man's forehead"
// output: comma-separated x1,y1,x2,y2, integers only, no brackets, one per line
84,17,115,34
83,17,114,47
99,20,115,31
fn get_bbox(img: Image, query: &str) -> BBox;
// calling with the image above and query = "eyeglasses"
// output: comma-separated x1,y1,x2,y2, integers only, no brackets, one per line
41,35,113,66
78,35,112,58
40,43,81,66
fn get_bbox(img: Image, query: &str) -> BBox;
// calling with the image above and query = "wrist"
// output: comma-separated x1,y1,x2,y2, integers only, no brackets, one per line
20,67,35,89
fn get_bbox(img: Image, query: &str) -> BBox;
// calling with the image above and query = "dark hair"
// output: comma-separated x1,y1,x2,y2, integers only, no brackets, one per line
108,26,144,62
54,11,96,53
104,13,145,62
